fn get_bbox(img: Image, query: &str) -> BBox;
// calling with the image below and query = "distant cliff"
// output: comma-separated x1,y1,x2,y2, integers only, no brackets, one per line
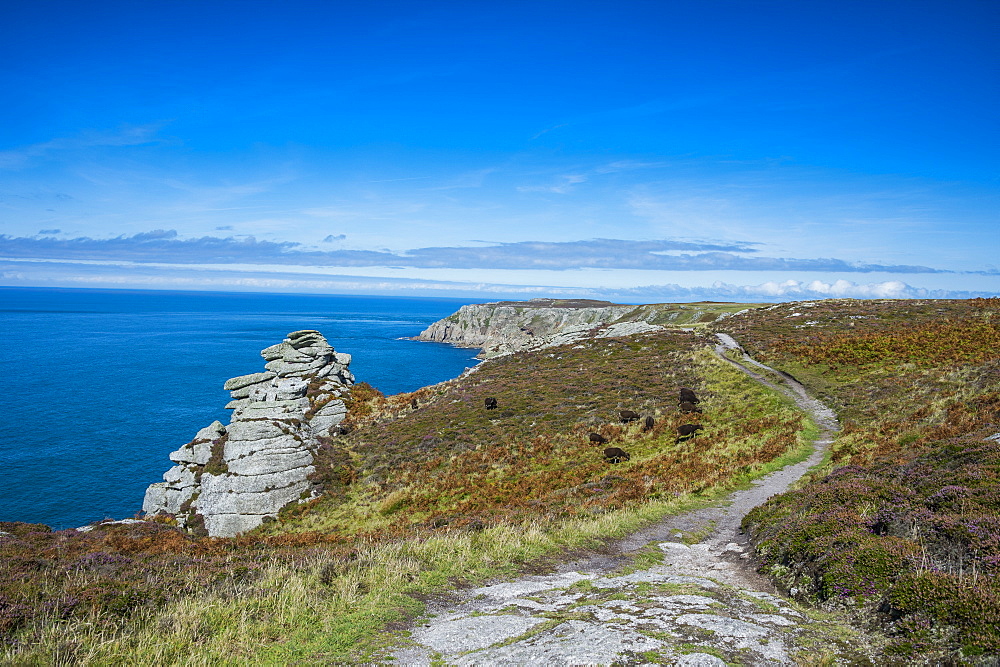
414,298,737,357
143,330,355,537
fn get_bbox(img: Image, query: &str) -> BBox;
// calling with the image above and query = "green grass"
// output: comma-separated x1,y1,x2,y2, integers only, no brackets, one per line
13,299,986,663
1,495,767,663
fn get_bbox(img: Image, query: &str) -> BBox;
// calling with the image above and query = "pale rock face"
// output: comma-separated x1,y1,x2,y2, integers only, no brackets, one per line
143,330,354,537
310,399,348,436
415,299,666,359
204,513,272,539
168,420,225,465
142,466,197,516
223,371,276,391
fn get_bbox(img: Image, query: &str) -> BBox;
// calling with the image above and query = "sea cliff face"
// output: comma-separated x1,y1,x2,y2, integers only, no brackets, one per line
143,330,354,537
414,298,723,358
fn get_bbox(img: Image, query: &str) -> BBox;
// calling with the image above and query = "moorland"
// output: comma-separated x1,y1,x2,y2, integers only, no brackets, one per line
1,297,996,664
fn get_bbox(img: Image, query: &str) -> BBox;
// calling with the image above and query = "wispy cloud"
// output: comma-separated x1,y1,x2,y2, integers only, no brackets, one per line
0,124,164,170
593,160,669,174
0,231,953,274
531,123,568,140
427,168,496,191
517,159,668,194
517,173,588,194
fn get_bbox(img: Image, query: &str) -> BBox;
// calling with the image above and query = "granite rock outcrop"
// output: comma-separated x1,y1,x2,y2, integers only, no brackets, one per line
414,299,671,358
143,330,354,537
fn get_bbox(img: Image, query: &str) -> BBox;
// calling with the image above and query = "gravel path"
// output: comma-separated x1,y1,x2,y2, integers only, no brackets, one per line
386,334,869,666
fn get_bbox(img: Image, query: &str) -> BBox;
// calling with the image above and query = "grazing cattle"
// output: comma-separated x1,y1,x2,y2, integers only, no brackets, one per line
679,401,702,414
676,423,703,442
679,387,700,404
589,432,608,445
411,398,419,410
620,409,640,423
643,415,655,432
485,397,498,410
603,447,631,463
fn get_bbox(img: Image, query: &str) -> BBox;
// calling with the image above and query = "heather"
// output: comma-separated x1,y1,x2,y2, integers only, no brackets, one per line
1,327,812,662
728,298,1000,661
281,330,809,535
7,297,996,662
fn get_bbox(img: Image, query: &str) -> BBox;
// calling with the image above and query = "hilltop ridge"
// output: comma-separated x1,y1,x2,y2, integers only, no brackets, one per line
414,298,759,358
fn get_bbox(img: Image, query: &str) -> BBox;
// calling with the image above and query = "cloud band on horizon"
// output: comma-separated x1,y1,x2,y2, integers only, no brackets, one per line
0,231,954,274
0,257,992,303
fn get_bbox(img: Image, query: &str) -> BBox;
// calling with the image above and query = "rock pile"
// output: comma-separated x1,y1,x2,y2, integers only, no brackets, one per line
143,330,354,537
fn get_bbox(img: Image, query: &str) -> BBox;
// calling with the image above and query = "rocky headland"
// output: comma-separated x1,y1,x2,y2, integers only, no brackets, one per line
142,330,355,537
414,298,745,358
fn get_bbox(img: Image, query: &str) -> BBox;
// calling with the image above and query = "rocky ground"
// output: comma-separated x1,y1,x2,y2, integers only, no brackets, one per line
386,334,883,665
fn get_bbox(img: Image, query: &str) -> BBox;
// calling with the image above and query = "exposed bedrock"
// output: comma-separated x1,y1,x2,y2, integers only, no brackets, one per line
143,330,355,537
414,299,676,358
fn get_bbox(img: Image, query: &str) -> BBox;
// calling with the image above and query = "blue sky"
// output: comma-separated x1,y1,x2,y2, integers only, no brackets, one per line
1,0,997,302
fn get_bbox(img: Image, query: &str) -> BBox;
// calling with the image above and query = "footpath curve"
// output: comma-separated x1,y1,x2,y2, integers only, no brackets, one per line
388,334,871,666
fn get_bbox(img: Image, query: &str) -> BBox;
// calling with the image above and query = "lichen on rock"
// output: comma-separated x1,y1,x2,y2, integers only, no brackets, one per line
143,330,355,537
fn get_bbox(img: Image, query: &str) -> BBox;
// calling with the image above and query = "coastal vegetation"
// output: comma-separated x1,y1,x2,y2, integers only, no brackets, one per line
728,298,1000,661
1,297,997,663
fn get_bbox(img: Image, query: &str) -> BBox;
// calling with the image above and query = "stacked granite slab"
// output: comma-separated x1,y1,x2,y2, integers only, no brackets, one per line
143,330,354,537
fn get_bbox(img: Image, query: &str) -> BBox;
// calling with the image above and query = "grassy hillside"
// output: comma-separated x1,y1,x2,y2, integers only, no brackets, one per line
4,298,995,663
721,298,1000,662
278,329,807,535
1,327,814,663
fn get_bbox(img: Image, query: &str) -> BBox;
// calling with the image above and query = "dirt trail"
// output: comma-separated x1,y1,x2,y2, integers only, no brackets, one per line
387,334,872,666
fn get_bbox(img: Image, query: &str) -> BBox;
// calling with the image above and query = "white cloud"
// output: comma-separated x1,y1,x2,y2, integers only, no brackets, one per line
748,279,912,298
618,278,952,300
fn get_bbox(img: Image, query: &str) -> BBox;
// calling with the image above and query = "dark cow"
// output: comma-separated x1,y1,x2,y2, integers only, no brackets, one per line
620,409,640,423
485,397,498,410
642,415,655,432
679,387,700,404
589,432,608,445
603,447,631,463
411,398,419,410
679,401,702,414
676,423,703,442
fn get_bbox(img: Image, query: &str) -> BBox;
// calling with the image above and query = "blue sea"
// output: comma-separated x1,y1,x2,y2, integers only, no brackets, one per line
0,287,482,530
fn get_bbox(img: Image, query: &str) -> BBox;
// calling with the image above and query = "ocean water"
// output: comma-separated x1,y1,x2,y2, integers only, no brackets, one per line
0,287,481,530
